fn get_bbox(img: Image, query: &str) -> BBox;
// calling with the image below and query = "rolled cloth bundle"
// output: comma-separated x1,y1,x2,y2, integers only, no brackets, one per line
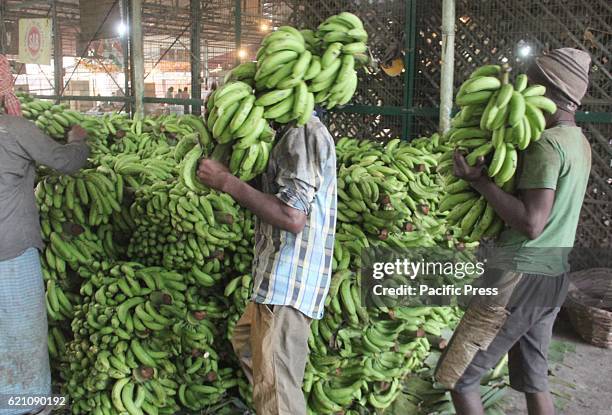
0,55,22,116
530,47,591,113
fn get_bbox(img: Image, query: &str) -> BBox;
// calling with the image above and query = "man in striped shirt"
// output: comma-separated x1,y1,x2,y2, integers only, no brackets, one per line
197,115,337,415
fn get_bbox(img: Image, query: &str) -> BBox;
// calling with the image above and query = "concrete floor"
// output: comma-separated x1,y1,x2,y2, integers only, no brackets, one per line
501,313,612,415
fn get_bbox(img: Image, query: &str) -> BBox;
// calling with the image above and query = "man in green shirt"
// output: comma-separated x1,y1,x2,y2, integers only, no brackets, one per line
435,48,592,415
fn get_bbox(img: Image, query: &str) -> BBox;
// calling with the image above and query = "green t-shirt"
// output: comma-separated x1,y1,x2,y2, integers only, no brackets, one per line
495,125,592,276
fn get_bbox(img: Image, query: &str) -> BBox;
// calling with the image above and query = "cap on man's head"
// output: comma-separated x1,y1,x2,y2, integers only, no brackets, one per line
532,48,591,112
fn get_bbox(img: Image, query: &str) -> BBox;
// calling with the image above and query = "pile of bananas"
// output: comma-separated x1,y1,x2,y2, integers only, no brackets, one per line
19,90,511,414
335,136,449,247
19,97,249,414
438,64,558,241
35,168,126,328
127,180,252,274
57,262,239,415
302,272,463,414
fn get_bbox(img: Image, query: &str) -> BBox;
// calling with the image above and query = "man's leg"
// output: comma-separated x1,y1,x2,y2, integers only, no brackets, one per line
525,392,555,415
438,271,525,414
508,307,561,415
451,391,485,415
251,304,312,415
231,303,256,384
445,299,531,413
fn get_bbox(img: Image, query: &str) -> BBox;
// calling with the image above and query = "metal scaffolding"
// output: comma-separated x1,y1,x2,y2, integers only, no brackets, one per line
2,0,281,114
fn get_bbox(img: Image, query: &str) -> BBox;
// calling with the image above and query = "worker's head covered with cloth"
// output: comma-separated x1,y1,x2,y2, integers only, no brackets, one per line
0,54,22,116
527,47,591,113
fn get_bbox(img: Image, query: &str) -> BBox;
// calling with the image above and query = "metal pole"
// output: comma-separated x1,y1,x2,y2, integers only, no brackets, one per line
130,0,144,117
235,0,241,65
121,0,131,114
204,40,209,87
190,0,201,115
439,0,455,134
51,0,63,102
401,0,417,140
128,0,136,115
0,0,7,54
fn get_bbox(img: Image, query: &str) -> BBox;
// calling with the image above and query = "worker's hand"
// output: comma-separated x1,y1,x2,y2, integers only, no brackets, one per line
197,158,232,191
453,150,487,183
68,125,88,143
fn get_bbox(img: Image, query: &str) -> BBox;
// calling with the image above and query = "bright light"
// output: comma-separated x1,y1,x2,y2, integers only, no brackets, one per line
117,22,127,36
260,23,270,32
518,44,532,58
501,57,509,63
237,49,247,58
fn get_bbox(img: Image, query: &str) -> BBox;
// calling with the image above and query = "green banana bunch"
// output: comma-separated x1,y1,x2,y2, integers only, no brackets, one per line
316,12,369,66
441,64,557,241
254,27,306,93
250,15,367,124
204,81,276,180
18,95,82,141
223,61,257,86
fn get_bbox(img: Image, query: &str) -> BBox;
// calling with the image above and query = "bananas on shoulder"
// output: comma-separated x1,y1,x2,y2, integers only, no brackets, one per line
441,64,557,241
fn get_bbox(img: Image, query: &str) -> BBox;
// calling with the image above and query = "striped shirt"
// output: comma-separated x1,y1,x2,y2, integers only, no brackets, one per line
251,116,337,319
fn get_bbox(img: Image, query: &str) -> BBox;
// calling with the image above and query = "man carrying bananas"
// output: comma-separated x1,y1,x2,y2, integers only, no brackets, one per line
197,115,337,414
0,56,90,415
436,48,592,415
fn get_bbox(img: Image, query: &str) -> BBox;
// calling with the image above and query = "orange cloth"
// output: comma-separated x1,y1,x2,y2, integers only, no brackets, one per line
0,55,22,116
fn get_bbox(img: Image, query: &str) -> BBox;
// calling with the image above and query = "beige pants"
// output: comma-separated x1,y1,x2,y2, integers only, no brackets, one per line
231,302,312,415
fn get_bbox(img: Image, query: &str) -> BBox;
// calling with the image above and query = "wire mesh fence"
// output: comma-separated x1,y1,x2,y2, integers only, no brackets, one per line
577,122,611,248
283,0,611,248
413,0,612,112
